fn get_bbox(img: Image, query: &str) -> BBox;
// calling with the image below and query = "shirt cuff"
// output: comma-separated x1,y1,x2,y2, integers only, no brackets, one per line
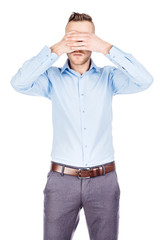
105,45,127,58
37,45,59,64
105,45,134,72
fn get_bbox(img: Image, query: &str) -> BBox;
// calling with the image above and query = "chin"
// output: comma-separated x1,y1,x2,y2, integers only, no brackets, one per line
71,60,84,65
67,52,91,66
70,56,84,62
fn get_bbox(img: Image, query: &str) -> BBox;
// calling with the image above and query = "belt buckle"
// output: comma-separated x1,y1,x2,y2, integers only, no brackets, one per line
78,167,90,179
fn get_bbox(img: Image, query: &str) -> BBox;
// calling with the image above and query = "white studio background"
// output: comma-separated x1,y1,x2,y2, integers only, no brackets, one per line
0,1,159,240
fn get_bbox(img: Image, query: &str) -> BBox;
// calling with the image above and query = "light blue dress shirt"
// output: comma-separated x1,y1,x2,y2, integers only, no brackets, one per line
10,45,153,168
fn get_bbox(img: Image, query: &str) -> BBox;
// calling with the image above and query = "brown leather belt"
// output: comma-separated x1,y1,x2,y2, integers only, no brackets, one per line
50,161,115,179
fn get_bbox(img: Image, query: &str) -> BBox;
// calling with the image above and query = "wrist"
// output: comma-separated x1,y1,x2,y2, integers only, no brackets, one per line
101,42,113,55
50,44,62,57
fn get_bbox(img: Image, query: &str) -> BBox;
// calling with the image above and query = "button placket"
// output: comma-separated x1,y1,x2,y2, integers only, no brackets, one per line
78,76,88,166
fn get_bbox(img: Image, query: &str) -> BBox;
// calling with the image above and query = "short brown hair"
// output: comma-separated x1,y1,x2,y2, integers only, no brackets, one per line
66,12,95,32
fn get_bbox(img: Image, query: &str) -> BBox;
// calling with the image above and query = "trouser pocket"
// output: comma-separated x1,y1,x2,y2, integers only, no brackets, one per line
43,170,53,194
114,170,121,197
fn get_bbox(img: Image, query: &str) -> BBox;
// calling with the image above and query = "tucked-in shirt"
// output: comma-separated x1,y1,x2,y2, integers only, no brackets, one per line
10,45,153,168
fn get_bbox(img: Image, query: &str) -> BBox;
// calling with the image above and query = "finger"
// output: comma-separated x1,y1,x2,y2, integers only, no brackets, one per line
67,41,87,46
66,36,87,41
68,32,89,37
66,30,79,35
70,46,88,50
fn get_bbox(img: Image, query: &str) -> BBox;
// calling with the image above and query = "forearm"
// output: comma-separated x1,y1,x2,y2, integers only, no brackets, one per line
101,42,113,55
105,45,154,94
50,43,64,56
112,46,152,86
10,45,59,91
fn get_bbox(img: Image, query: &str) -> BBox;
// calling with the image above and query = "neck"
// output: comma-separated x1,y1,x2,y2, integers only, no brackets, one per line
69,58,91,75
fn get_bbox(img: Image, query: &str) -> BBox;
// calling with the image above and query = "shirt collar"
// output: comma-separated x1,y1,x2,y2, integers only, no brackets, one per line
60,57,100,74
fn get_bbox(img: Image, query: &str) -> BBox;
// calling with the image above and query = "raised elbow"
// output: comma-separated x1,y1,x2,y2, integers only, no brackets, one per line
137,73,154,90
10,70,28,92
10,75,18,91
144,74,154,89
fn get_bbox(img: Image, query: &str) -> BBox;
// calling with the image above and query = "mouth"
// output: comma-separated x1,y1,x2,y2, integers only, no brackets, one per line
73,52,83,56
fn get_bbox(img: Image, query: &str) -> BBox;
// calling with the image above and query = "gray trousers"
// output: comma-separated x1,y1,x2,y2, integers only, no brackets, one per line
43,161,120,240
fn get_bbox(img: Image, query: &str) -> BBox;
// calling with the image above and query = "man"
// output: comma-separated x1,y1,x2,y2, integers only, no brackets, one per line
10,12,153,240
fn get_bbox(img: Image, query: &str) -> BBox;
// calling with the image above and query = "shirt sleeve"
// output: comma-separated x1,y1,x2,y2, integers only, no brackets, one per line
10,45,59,99
105,45,154,95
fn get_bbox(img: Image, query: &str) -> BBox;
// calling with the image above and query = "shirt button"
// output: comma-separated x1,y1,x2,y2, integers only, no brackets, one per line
46,54,49,57
51,58,53,60
85,145,87,148
82,110,85,113
84,127,86,130
81,93,84,96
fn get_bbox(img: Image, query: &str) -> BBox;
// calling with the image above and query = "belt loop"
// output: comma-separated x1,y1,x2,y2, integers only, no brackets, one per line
61,165,65,176
102,165,105,175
